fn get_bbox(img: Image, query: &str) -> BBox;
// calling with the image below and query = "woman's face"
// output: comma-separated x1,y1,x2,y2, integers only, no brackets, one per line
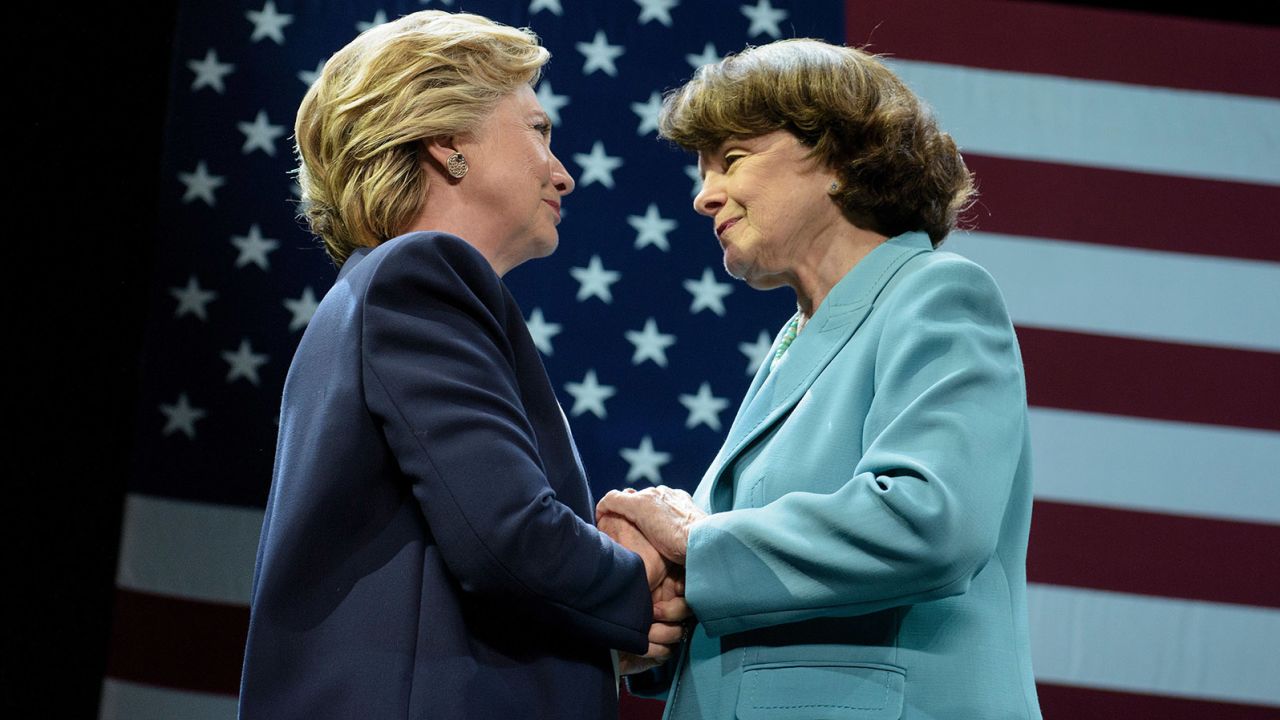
457,85,575,269
694,130,842,290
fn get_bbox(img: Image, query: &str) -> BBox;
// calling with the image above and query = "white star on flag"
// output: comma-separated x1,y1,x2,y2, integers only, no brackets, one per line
635,0,679,26
631,91,663,136
222,339,270,386
159,393,207,439
684,267,734,315
283,287,319,332
573,141,624,188
246,1,294,44
564,370,616,418
529,0,563,15
525,308,562,355
741,0,789,38
535,81,570,125
231,224,280,270
685,164,703,197
628,203,677,251
626,318,677,367
679,382,731,431
686,42,720,70
298,59,326,87
739,329,775,375
356,10,388,31
620,436,672,485
419,0,456,6
238,110,285,156
569,255,621,303
170,276,217,321
178,161,225,206
187,49,235,93
576,30,624,77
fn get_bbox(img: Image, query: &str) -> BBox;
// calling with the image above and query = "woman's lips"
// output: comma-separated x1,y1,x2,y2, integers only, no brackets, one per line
544,199,561,219
716,217,740,237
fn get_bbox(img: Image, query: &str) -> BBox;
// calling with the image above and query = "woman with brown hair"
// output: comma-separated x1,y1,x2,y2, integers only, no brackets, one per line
600,39,1041,719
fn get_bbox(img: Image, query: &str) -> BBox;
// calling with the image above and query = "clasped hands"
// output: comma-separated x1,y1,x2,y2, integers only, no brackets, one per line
595,486,707,675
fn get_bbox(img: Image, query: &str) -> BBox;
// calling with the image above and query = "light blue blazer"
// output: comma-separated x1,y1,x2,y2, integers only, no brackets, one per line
664,233,1041,719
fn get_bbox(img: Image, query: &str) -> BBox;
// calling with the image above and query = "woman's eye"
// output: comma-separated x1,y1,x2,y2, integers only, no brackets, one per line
533,123,552,137
724,154,742,168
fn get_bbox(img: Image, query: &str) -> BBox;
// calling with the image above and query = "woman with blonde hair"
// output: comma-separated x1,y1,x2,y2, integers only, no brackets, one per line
600,39,1042,719
239,11,684,719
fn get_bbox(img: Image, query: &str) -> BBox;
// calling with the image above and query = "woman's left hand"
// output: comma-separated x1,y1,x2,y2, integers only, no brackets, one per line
618,610,692,675
596,486,706,565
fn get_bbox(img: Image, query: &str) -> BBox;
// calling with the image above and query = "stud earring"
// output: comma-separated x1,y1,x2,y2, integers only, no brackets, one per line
829,181,840,194
446,152,469,179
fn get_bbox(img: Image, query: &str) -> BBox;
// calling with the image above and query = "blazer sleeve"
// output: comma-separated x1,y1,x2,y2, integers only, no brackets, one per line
685,256,1028,637
360,233,651,653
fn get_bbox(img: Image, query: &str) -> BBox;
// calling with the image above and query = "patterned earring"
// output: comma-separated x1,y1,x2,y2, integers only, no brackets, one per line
446,152,469,179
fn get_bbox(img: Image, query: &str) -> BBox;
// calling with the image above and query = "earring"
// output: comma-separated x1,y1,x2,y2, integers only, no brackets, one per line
829,181,840,194
446,152,468,179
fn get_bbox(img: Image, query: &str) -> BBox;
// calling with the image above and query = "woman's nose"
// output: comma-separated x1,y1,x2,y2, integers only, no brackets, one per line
693,173,724,216
551,154,575,195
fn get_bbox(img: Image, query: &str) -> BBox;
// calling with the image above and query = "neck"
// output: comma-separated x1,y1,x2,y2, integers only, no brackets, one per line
789,223,887,319
402,175,518,276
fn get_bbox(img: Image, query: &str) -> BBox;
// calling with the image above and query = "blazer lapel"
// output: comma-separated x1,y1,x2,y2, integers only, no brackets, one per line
693,321,791,511
701,233,933,512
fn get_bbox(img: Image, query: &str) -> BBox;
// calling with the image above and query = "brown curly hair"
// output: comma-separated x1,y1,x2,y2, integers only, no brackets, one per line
659,39,974,247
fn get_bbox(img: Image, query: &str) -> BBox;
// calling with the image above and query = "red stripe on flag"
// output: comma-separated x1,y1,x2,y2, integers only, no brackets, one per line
846,0,1280,98
965,154,1280,263
620,690,665,720
1038,682,1280,718
1029,501,1280,608
1018,327,1280,432
105,588,245,696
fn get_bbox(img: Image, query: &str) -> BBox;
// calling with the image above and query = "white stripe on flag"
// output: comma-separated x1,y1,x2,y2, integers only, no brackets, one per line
888,59,1280,186
1029,583,1280,706
952,231,1280,352
116,494,262,605
1030,408,1280,524
113,412,1280,609
99,679,237,720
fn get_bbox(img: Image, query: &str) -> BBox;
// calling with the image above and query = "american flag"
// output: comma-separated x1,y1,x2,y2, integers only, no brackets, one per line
102,1,1279,718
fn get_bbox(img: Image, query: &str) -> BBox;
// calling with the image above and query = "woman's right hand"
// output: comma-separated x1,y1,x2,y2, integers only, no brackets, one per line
596,486,706,565
598,511,671,591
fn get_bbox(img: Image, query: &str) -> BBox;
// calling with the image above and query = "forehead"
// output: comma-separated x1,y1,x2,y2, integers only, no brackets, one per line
697,130,801,166
488,85,546,121
511,84,546,117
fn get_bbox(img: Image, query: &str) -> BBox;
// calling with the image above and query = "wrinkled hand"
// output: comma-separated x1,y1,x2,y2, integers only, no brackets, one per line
650,566,690,624
599,513,693,671
597,512,669,591
617,616,687,675
597,486,706,565
618,573,690,675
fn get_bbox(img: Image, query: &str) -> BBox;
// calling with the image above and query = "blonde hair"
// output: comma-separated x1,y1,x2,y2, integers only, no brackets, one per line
295,11,549,264
660,39,974,246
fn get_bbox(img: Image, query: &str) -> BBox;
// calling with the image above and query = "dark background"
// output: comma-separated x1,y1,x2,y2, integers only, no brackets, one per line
11,2,1275,716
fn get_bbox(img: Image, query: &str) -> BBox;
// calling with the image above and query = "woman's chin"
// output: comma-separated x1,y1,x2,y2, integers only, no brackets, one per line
530,233,559,260
729,263,789,292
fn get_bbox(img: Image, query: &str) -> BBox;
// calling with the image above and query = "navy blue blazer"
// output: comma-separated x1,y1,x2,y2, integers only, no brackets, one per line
239,232,652,719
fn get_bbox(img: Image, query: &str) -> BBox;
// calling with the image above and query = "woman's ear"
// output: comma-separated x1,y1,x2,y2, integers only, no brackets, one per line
420,136,459,172
422,136,471,180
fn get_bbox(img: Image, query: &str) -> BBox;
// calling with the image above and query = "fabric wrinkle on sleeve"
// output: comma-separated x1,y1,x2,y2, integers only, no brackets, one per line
359,234,650,650
685,257,1027,637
